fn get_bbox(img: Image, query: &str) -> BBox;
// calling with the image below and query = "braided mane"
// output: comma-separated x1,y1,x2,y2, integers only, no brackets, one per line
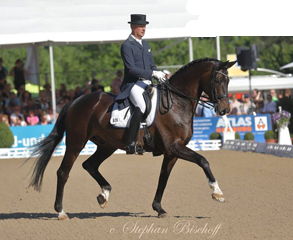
169,57,219,81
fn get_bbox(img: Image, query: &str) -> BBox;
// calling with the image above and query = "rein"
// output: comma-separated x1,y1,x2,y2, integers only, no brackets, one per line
157,64,229,115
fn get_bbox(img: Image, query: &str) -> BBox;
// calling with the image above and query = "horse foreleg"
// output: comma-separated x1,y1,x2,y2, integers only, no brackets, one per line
152,155,177,218
82,146,116,209
171,143,225,202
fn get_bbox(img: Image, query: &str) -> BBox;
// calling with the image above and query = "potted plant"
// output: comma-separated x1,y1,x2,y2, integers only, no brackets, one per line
209,132,221,140
235,132,241,140
264,130,276,143
272,109,291,145
244,132,254,142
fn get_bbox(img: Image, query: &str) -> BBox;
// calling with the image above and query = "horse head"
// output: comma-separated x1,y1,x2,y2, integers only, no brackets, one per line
202,60,237,116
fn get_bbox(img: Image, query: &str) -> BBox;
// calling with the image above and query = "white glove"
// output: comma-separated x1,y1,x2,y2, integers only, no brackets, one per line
152,71,166,82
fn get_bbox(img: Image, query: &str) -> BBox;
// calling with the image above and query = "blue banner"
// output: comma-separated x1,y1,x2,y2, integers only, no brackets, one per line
10,124,59,148
192,114,272,143
8,114,272,149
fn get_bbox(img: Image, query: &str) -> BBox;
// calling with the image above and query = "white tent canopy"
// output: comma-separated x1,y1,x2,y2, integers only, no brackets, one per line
229,75,293,93
280,62,293,70
0,0,198,121
0,0,197,48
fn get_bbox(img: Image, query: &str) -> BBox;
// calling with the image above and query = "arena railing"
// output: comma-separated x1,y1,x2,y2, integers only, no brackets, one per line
0,140,221,159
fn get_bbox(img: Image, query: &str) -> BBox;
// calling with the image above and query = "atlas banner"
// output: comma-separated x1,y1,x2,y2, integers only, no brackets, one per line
192,114,272,143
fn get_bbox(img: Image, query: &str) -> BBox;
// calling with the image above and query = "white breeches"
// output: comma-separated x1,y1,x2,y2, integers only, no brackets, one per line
129,80,152,114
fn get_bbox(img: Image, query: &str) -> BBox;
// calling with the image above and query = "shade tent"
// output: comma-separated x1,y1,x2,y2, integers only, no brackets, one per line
280,62,293,70
0,0,198,121
228,75,293,93
0,0,197,47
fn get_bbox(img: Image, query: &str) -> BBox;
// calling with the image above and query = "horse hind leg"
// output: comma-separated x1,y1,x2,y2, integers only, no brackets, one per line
82,145,116,209
54,148,81,220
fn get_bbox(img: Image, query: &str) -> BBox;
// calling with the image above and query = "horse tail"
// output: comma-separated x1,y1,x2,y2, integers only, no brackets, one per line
27,102,72,191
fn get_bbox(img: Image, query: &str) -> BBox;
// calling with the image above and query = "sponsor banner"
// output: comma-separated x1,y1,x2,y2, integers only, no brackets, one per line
11,125,56,148
192,114,272,143
8,114,271,150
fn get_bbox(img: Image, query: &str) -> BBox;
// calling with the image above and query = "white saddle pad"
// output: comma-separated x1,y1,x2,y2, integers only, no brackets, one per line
110,87,158,128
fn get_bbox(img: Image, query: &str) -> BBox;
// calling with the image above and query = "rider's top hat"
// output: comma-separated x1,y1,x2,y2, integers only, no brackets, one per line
128,14,149,25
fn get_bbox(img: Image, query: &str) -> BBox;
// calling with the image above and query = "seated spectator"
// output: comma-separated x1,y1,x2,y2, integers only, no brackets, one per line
55,89,62,104
10,105,27,126
196,94,217,117
83,88,91,95
5,92,21,114
263,94,277,114
252,89,263,112
68,89,75,101
40,111,49,125
37,90,50,111
43,83,52,102
47,107,57,123
270,89,278,102
110,70,123,95
230,94,241,115
0,78,6,92
74,86,83,99
26,110,39,126
240,94,255,115
17,84,25,98
257,100,264,114
59,83,67,98
91,79,104,92
56,99,66,113
0,114,9,126
0,58,8,85
0,90,5,113
82,78,91,92
21,90,32,108
278,89,292,113
2,83,11,99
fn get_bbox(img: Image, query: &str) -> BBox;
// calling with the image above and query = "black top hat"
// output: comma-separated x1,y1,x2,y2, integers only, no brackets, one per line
128,14,149,25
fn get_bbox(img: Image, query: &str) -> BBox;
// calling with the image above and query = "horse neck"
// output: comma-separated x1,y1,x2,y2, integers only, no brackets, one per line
170,62,212,102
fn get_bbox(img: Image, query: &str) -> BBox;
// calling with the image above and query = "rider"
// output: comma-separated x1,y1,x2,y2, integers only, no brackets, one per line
120,14,166,154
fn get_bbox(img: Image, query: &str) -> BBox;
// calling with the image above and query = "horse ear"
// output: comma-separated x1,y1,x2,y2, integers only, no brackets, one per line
217,61,229,70
217,60,237,70
226,60,237,69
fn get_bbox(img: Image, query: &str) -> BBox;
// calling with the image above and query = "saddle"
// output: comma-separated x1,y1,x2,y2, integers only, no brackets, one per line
110,85,158,128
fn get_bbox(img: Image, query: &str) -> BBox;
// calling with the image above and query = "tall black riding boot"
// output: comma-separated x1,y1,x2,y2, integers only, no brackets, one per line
125,107,144,154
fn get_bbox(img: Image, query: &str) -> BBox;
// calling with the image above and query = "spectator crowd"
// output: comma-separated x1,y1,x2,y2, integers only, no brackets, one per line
0,58,126,127
196,88,293,117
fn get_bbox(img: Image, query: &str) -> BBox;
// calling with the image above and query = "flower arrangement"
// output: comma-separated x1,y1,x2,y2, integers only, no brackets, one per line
272,110,291,129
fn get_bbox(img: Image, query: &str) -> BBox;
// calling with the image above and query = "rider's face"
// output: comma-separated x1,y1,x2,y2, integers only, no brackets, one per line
131,24,146,39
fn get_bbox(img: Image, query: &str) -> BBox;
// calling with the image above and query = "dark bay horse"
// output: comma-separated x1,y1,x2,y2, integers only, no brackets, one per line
28,58,236,220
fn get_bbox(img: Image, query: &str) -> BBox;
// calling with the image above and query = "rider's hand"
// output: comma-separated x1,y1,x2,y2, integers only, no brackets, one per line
152,71,166,83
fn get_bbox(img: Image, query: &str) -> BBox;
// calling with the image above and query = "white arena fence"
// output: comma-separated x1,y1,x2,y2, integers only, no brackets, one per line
0,140,221,159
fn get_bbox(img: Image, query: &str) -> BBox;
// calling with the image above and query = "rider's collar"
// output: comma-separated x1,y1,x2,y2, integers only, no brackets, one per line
130,34,143,46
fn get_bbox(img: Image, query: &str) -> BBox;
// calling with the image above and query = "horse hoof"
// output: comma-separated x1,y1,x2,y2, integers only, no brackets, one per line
158,212,167,218
58,211,70,220
97,194,107,208
212,193,225,202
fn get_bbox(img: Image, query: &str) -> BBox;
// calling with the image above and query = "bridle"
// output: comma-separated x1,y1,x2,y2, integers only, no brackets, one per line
158,62,229,115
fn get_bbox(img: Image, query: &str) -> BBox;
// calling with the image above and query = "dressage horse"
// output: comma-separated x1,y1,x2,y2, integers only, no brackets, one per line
28,58,236,220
